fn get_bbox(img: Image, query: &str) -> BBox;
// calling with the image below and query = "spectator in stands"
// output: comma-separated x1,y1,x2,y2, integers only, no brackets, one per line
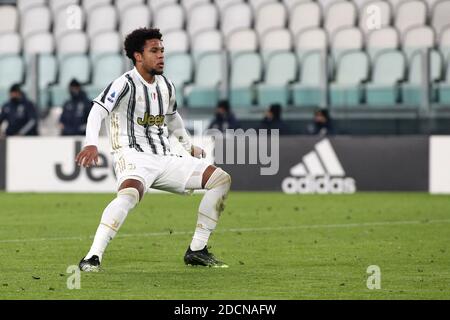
0,84,38,137
309,108,333,136
259,103,289,135
59,79,91,136
208,99,239,132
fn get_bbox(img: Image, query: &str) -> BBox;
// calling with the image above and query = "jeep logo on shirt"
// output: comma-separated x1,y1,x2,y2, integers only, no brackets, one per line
137,113,165,127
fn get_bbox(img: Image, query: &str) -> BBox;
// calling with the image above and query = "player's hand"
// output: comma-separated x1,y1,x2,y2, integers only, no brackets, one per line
191,145,206,159
75,145,99,168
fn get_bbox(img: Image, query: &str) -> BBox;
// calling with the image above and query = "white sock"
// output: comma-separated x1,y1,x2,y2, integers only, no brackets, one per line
85,189,139,261
190,169,231,251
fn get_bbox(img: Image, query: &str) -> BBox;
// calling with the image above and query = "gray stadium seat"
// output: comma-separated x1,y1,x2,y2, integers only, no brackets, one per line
215,0,244,12
402,50,443,107
366,50,406,106
36,54,58,108
116,0,144,12
90,31,121,55
331,27,363,62
227,29,258,53
295,28,328,59
403,26,435,60
87,5,118,39
221,3,253,38
57,31,89,56
249,0,277,12
154,4,185,34
21,6,52,39
440,26,450,66
54,4,85,40
0,33,21,55
0,55,24,105
255,2,287,37
257,51,298,106
85,54,125,99
329,50,369,107
82,0,112,12
120,4,151,38
17,0,46,13
24,32,55,54
395,0,427,37
432,0,450,38
50,54,90,106
325,1,357,40
359,0,392,35
367,27,400,60
192,30,223,63
292,51,324,107
181,0,210,13
230,52,262,107
149,0,177,12
261,28,293,62
49,0,79,14
163,30,190,54
283,0,311,10
0,5,18,33
187,3,219,38
438,54,450,105
318,0,342,10
186,52,223,108
289,2,321,38
164,53,193,107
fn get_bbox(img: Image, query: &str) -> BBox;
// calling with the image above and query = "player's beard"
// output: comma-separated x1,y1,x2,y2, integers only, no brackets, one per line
150,68,163,76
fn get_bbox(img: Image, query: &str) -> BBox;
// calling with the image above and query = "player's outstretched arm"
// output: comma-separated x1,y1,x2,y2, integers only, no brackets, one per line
166,112,205,158
75,104,108,167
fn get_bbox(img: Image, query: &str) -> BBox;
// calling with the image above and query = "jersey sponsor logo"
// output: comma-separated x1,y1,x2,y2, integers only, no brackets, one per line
107,91,116,103
282,139,356,194
137,113,165,127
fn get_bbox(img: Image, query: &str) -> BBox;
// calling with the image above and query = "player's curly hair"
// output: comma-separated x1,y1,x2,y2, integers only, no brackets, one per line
124,28,163,65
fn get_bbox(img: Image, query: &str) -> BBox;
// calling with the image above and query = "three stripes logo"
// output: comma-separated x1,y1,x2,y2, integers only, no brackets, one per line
282,139,356,194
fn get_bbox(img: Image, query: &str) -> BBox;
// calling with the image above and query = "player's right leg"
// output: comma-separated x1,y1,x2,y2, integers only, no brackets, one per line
78,179,145,272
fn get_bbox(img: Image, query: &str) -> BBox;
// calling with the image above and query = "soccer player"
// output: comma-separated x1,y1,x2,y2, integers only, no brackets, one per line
76,28,231,271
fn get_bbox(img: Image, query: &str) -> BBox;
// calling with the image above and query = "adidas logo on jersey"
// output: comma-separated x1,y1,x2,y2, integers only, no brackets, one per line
282,139,356,194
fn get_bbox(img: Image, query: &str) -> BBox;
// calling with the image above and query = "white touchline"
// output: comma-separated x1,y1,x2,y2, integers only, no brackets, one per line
1,219,450,243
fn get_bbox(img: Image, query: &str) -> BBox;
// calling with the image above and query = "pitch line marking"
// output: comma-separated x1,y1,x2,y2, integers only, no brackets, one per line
1,218,449,243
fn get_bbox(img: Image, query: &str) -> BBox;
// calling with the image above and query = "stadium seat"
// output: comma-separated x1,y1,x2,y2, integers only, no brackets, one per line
0,33,21,55
289,2,321,38
90,31,121,55
395,0,427,37
329,50,369,107
352,0,374,9
192,30,223,63
119,4,151,38
257,51,298,106
49,0,79,14
230,52,262,107
359,0,392,35
24,32,55,54
82,0,112,12
163,30,190,54
50,54,90,106
331,27,363,63
318,0,342,10
149,0,178,12
403,26,435,60
87,5,118,39
402,50,443,107
164,53,193,106
325,1,357,40
187,3,219,38
185,52,223,108
366,27,400,60
438,54,450,105
260,29,293,62
295,28,328,59
0,55,24,105
181,0,210,13
432,0,450,38
283,0,311,10
227,29,258,53
221,3,253,38
36,54,58,108
249,0,277,12
215,0,244,12
366,50,406,106
440,26,450,66
54,4,85,40
255,2,287,37
57,31,89,56
154,4,185,34
21,6,52,39
292,51,324,107
17,0,46,13
0,5,18,33
85,54,125,99
116,0,144,12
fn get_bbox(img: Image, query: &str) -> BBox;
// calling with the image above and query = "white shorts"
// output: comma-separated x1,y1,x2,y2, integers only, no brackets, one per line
112,149,209,194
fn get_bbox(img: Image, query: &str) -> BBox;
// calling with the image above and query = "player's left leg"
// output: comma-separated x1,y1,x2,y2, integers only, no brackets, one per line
184,165,231,267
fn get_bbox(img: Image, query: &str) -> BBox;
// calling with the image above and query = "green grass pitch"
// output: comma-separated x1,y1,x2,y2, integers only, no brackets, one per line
0,192,449,299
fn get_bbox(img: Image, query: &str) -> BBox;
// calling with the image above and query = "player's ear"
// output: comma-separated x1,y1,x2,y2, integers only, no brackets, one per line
134,52,142,64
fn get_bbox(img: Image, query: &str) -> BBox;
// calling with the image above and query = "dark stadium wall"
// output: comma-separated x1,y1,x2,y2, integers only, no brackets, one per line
218,136,429,193
0,139,5,190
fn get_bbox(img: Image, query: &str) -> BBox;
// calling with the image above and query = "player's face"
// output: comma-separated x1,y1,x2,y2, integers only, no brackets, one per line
138,39,165,76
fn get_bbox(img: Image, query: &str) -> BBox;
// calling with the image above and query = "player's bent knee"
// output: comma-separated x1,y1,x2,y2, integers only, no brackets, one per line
204,168,232,190
118,187,140,208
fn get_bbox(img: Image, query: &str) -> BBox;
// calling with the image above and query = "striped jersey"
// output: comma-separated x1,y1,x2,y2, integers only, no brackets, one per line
93,68,177,155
